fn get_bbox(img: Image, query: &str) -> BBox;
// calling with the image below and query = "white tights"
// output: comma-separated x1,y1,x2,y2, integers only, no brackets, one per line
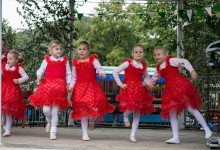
43,105,59,135
2,113,13,134
169,106,211,140
81,117,89,137
124,110,140,137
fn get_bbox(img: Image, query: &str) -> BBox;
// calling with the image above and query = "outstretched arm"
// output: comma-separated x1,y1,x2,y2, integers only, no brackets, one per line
170,58,198,80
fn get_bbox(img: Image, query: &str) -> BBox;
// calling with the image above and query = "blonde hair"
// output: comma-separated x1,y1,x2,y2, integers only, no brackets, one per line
8,50,24,63
154,46,167,53
48,40,63,51
132,44,145,53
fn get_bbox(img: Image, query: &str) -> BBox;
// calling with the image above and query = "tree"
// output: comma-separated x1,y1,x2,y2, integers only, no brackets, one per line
183,0,220,73
2,19,17,50
16,0,77,83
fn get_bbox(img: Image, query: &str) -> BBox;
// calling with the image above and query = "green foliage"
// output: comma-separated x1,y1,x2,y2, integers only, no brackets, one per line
6,0,220,89
183,0,220,73
2,19,17,50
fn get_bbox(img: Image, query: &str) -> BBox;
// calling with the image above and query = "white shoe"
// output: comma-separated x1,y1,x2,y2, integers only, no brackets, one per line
130,137,137,143
165,138,180,144
50,135,57,140
205,130,212,139
82,136,90,141
45,123,51,133
3,132,11,137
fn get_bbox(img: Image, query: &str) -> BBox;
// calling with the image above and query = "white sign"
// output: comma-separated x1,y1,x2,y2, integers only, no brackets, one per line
102,66,156,75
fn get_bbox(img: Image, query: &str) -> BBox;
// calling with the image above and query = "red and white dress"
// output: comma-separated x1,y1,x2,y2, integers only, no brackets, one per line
113,59,156,114
2,63,28,119
28,55,70,111
154,56,203,119
70,54,115,119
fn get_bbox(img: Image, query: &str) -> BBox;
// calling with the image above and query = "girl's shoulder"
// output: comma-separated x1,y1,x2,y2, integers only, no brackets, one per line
123,58,147,68
45,55,68,64
72,54,98,63
166,55,174,65
123,58,132,63
89,54,98,60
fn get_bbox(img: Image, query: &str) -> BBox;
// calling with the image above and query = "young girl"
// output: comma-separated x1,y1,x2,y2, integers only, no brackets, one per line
68,40,115,141
112,44,156,143
147,46,212,144
1,51,29,136
28,40,71,140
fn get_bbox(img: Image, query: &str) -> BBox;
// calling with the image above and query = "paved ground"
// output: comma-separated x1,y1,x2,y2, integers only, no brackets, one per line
0,126,214,150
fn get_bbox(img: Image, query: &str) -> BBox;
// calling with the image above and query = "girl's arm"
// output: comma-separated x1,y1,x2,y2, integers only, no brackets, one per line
145,70,160,85
112,61,129,86
16,67,29,84
69,65,77,89
66,61,71,84
36,59,47,77
36,59,47,84
93,59,106,78
170,58,194,73
170,58,198,80
143,69,151,84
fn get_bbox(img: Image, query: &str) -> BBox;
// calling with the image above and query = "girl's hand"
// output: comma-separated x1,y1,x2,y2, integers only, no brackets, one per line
13,79,19,84
120,84,127,89
37,75,42,85
66,83,70,90
142,81,148,87
68,87,73,92
146,83,156,90
190,70,198,81
99,73,106,78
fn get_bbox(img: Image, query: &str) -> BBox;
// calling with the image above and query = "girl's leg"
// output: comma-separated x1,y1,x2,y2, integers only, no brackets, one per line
81,117,90,141
187,106,212,139
130,111,140,142
43,105,51,132
88,117,96,130
166,110,180,144
1,112,6,126
124,110,132,127
3,114,13,136
50,105,59,140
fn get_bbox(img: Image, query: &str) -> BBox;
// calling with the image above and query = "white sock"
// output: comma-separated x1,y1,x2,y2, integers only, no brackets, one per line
81,117,89,137
169,111,179,140
50,105,59,127
187,106,211,134
124,110,132,122
50,127,57,136
130,112,140,137
5,114,13,134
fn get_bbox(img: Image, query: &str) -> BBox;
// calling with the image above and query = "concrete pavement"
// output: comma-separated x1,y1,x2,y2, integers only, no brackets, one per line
0,126,212,150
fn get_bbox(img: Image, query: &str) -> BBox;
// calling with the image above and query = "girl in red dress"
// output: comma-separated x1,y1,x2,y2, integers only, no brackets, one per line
113,44,156,143
68,41,115,141
1,51,29,137
148,46,212,144
28,40,71,140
